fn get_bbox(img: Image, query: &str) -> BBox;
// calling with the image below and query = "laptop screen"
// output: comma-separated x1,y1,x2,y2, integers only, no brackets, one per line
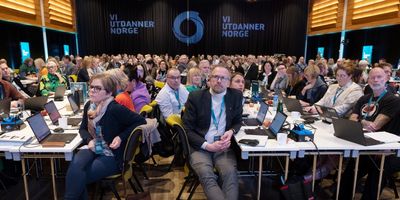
269,111,287,134
67,94,80,114
55,85,66,98
27,113,51,142
256,102,268,123
44,101,61,124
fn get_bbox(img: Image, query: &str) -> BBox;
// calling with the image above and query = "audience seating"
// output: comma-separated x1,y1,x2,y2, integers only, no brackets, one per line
98,127,144,200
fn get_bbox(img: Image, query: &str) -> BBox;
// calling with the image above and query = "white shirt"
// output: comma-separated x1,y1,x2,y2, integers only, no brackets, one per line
315,81,363,117
155,83,189,119
201,89,227,149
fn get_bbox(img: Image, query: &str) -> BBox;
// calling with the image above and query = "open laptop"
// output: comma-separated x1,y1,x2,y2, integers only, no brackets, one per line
314,104,339,124
25,96,48,111
67,94,81,115
242,101,269,126
0,98,11,117
27,113,77,144
44,101,82,126
54,85,67,101
244,111,288,139
332,118,382,146
282,97,318,119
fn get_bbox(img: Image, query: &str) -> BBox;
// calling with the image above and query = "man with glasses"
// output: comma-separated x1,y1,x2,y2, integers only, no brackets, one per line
0,63,25,107
183,66,243,200
155,68,189,119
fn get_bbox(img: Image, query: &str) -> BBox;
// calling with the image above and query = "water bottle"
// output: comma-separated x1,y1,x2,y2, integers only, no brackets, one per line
273,94,278,111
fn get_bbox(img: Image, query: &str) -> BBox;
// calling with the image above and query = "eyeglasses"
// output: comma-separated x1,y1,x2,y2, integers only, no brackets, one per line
89,85,104,93
167,76,181,81
210,75,230,82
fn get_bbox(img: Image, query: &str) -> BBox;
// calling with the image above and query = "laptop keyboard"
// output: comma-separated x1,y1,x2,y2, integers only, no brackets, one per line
364,137,383,146
46,134,77,143
244,128,276,139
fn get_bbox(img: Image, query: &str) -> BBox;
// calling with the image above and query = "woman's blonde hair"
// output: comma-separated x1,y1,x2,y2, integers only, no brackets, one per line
186,67,201,85
304,65,320,79
104,68,129,90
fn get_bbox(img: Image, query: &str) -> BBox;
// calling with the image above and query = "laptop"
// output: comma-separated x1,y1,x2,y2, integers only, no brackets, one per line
27,113,77,144
67,94,81,115
242,101,269,126
282,97,317,119
0,98,11,117
332,118,382,146
54,85,67,101
44,101,82,126
244,111,288,139
25,96,48,111
314,104,339,124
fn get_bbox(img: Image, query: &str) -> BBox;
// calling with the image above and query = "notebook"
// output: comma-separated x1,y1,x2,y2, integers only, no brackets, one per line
332,118,382,146
242,101,269,126
26,113,77,145
244,111,287,139
44,100,82,126
54,85,67,101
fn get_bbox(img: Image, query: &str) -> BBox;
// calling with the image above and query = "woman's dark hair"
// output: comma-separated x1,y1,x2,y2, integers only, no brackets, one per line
123,64,140,82
159,59,169,71
261,61,275,73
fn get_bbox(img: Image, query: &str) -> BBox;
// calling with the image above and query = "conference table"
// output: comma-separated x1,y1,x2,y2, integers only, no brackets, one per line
0,95,83,200
236,103,400,200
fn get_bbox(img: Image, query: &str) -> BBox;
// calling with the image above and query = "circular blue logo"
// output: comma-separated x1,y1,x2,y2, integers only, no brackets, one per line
173,11,204,45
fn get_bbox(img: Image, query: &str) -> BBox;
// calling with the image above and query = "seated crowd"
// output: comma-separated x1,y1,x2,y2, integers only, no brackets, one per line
1,53,400,199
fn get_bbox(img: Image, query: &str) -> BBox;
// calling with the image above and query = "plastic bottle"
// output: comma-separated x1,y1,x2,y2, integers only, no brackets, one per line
95,126,103,155
273,94,278,111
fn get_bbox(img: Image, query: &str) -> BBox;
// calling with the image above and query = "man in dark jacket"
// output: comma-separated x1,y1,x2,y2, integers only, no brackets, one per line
183,65,243,200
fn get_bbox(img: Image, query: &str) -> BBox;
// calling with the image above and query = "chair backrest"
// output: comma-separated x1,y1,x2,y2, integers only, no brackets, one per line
69,75,77,82
166,115,191,161
122,127,143,180
154,80,165,89
139,105,153,117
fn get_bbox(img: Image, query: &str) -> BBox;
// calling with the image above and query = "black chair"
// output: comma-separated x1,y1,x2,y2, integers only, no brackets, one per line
166,115,201,200
98,128,144,200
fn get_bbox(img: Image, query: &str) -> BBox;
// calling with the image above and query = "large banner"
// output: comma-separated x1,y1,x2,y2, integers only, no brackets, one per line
76,0,308,56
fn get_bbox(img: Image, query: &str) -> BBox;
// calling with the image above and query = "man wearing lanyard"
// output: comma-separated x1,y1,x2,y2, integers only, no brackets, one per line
155,68,189,120
183,66,243,200
339,67,400,200
305,64,363,117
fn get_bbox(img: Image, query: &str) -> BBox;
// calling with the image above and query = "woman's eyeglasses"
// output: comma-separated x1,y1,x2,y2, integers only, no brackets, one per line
89,85,104,93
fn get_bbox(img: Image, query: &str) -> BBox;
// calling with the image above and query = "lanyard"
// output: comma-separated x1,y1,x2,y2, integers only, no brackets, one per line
363,90,387,119
332,87,344,105
174,90,181,110
211,98,225,132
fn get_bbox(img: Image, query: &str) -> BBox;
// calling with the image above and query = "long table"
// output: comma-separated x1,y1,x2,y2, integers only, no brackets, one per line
236,104,400,200
0,97,83,200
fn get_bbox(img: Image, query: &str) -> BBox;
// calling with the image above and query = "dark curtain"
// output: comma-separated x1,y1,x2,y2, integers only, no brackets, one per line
0,20,44,68
46,29,76,58
76,0,309,57
344,25,400,65
306,32,341,61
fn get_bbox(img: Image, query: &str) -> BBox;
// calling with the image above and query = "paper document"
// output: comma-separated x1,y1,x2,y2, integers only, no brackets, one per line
365,132,400,143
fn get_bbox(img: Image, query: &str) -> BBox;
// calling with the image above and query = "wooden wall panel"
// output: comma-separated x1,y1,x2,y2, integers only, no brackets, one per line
346,0,400,31
44,0,75,32
308,0,400,35
0,0,75,33
0,0,41,26
308,0,344,35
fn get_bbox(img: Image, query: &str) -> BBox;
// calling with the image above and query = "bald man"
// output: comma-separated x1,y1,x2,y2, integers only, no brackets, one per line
340,67,400,200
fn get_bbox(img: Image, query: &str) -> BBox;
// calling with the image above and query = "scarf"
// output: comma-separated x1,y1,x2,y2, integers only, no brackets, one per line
87,96,114,139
